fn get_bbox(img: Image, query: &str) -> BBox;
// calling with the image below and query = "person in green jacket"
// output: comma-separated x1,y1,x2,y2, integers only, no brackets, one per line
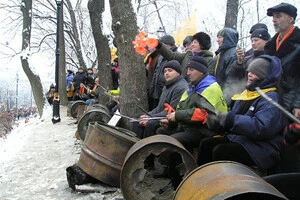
156,56,227,194
157,56,227,152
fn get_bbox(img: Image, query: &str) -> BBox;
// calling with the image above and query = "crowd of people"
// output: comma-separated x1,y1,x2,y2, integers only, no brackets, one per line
46,58,121,115
129,2,300,192
46,2,300,192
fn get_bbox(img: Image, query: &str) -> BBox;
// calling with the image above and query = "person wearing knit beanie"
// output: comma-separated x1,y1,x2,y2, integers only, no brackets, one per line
163,60,182,75
192,32,212,50
159,35,175,46
251,28,271,41
247,58,270,82
249,23,268,34
186,56,208,74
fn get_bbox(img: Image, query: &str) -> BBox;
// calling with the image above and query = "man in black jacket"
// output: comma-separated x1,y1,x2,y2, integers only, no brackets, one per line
265,2,300,173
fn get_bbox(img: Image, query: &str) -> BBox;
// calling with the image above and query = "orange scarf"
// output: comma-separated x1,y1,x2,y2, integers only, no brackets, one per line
276,26,295,51
79,86,85,95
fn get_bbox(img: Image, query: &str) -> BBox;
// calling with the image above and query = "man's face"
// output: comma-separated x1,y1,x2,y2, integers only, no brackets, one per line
251,37,267,51
272,12,293,33
217,36,224,47
187,67,203,83
164,68,180,82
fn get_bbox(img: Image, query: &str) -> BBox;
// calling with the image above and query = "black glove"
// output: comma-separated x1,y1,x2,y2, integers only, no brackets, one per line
284,123,300,145
206,112,228,135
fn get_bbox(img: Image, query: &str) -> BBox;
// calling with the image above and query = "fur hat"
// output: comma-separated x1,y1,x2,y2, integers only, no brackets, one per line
247,58,270,80
164,60,182,74
192,32,211,50
267,3,297,20
251,28,271,41
186,56,208,74
249,23,268,34
159,35,175,46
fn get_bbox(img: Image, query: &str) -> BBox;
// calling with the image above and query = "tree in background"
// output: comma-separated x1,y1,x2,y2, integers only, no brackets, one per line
88,0,111,105
110,0,148,128
20,0,45,117
225,0,239,29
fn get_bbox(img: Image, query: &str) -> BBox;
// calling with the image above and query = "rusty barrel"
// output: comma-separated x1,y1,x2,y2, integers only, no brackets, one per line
173,161,288,200
77,107,111,141
77,122,139,187
87,103,111,114
70,100,86,118
120,135,197,200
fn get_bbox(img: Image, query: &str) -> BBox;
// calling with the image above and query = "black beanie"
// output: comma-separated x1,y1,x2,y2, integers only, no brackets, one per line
192,32,211,50
164,60,182,74
159,35,175,46
251,28,271,41
186,56,208,73
249,23,268,34
247,58,270,80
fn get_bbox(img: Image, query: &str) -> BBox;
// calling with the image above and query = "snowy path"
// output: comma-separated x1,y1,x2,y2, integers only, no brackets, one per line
0,107,122,200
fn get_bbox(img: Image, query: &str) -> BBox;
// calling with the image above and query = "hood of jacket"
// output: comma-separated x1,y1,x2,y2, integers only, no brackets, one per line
252,55,282,89
216,27,239,55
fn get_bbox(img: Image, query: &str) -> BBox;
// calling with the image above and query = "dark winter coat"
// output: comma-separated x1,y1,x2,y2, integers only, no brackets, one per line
264,26,300,112
149,76,188,117
224,55,285,170
73,71,86,93
214,27,239,89
149,46,178,100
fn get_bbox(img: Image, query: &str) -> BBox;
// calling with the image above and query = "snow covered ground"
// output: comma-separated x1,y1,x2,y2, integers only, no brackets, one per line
0,106,123,200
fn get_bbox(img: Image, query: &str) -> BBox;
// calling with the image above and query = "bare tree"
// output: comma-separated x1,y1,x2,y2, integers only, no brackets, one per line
110,0,148,128
20,0,45,117
88,0,111,105
225,0,239,29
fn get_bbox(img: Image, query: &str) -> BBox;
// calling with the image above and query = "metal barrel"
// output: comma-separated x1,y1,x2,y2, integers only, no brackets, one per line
87,103,111,114
173,161,288,200
120,135,197,200
77,107,111,141
77,122,139,187
70,100,86,118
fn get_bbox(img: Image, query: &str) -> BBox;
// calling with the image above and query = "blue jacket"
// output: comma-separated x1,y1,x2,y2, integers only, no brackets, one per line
225,55,285,170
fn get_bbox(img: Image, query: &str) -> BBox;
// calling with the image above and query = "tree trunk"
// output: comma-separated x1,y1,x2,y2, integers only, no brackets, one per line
110,0,148,128
20,0,45,118
225,0,239,29
88,0,111,105
59,1,68,106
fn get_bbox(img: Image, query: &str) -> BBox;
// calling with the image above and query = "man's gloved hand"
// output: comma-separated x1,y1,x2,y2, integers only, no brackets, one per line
206,112,228,134
284,123,300,145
